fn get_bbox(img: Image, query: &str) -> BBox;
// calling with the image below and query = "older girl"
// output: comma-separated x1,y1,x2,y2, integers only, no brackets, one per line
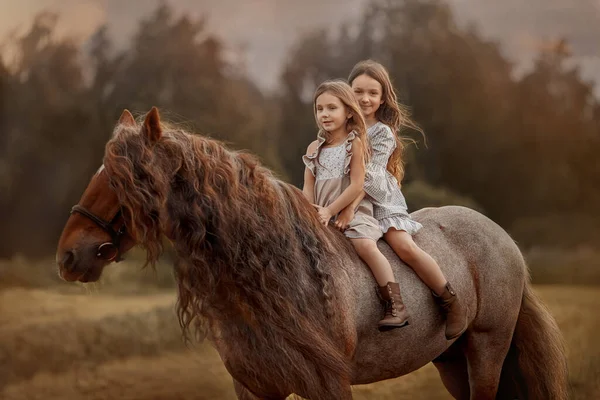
338,60,467,339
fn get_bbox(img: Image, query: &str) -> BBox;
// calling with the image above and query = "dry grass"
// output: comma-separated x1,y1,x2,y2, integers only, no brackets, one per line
1,352,236,400
539,285,600,399
0,280,598,399
0,289,184,389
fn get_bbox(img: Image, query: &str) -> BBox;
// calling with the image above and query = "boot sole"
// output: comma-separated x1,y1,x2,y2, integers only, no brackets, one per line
378,321,409,332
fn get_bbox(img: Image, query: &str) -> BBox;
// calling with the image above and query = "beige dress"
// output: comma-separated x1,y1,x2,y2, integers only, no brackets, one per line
302,131,382,242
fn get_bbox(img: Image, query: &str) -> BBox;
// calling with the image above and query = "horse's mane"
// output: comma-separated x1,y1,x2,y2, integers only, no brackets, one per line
103,121,354,397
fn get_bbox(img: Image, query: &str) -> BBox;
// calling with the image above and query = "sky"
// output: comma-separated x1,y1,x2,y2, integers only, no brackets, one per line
0,0,599,94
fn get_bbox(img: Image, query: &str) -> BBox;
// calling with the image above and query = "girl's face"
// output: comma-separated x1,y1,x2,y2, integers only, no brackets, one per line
315,91,349,134
351,74,384,120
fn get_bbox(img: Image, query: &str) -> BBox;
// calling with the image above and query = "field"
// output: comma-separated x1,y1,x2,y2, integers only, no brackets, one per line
0,258,599,399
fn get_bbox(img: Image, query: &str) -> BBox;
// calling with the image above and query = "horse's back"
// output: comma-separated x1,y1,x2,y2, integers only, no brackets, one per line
342,206,527,384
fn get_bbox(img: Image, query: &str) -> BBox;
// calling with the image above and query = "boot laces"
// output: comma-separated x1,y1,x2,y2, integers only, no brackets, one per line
387,286,397,317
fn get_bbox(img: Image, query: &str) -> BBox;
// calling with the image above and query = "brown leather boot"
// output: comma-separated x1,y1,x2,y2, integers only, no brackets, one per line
377,282,410,331
433,282,467,339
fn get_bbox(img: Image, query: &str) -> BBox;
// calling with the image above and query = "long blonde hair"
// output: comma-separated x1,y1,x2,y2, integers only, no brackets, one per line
313,80,370,164
348,60,423,185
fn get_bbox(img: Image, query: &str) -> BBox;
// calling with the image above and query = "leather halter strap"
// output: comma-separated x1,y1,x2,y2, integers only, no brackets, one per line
70,204,126,261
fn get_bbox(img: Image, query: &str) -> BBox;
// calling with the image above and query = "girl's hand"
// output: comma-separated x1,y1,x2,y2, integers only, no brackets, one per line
335,207,355,231
311,204,326,224
313,205,333,226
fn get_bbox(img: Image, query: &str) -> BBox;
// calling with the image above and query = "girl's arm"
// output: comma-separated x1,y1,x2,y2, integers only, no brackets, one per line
369,125,396,166
362,125,398,201
303,167,315,204
323,138,365,216
335,190,365,230
302,140,319,203
340,125,394,218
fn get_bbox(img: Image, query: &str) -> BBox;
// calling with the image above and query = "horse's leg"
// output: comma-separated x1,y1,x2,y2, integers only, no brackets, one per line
300,381,353,400
337,385,353,400
433,338,470,399
464,328,514,400
232,380,352,400
232,379,287,400
301,382,353,400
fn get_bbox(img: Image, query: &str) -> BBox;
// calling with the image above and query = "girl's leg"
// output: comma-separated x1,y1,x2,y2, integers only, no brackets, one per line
350,238,395,286
350,238,409,330
383,228,447,295
383,228,467,339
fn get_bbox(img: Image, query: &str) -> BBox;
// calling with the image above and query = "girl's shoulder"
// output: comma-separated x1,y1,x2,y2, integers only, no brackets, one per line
306,139,320,155
345,130,363,146
343,131,362,174
369,121,394,138
348,133,363,149
305,131,327,156
303,136,324,176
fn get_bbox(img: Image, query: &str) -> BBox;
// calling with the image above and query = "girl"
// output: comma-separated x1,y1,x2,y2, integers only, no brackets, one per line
338,60,467,339
303,80,409,330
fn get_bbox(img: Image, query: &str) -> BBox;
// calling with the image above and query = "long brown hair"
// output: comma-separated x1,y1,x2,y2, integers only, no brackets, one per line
313,80,370,164
348,60,423,184
103,113,353,398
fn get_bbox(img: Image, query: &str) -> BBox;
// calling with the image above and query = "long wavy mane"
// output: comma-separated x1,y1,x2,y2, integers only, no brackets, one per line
103,117,354,397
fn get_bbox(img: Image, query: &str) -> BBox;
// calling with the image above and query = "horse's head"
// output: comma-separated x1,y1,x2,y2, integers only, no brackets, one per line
55,109,148,282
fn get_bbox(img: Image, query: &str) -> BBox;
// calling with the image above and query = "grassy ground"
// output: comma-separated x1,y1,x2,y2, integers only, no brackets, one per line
0,283,598,399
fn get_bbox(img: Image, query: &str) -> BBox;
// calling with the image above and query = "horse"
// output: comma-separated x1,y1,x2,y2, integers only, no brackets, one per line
56,107,568,400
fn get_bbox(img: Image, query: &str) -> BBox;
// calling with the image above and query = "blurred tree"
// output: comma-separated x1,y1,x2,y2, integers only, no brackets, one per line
0,60,10,256
0,12,94,257
106,2,279,167
516,39,600,217
0,3,279,258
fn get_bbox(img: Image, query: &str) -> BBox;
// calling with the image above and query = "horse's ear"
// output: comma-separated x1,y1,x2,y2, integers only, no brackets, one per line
118,109,137,128
142,107,162,144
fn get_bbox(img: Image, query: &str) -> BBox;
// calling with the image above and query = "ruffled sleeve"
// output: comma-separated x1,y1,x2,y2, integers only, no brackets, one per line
364,123,398,201
368,123,396,169
302,132,326,176
343,130,358,175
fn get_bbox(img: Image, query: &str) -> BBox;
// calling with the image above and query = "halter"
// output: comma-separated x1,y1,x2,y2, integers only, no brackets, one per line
70,204,126,262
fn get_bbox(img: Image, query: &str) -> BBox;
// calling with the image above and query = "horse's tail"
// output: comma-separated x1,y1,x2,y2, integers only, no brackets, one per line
498,280,569,399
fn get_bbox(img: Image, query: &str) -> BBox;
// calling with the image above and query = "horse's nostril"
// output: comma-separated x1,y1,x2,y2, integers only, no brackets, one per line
62,250,76,271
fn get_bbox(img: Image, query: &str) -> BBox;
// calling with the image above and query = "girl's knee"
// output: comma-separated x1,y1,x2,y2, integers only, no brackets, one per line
351,239,378,256
387,232,419,259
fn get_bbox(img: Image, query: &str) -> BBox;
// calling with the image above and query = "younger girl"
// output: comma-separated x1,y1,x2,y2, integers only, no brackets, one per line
303,80,409,330
339,60,467,339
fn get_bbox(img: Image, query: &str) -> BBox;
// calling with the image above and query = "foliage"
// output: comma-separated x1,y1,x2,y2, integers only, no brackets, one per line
403,180,484,213
0,5,279,257
1,0,599,257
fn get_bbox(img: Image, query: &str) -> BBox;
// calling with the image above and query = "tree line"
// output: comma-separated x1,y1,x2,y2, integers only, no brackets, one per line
1,0,598,257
